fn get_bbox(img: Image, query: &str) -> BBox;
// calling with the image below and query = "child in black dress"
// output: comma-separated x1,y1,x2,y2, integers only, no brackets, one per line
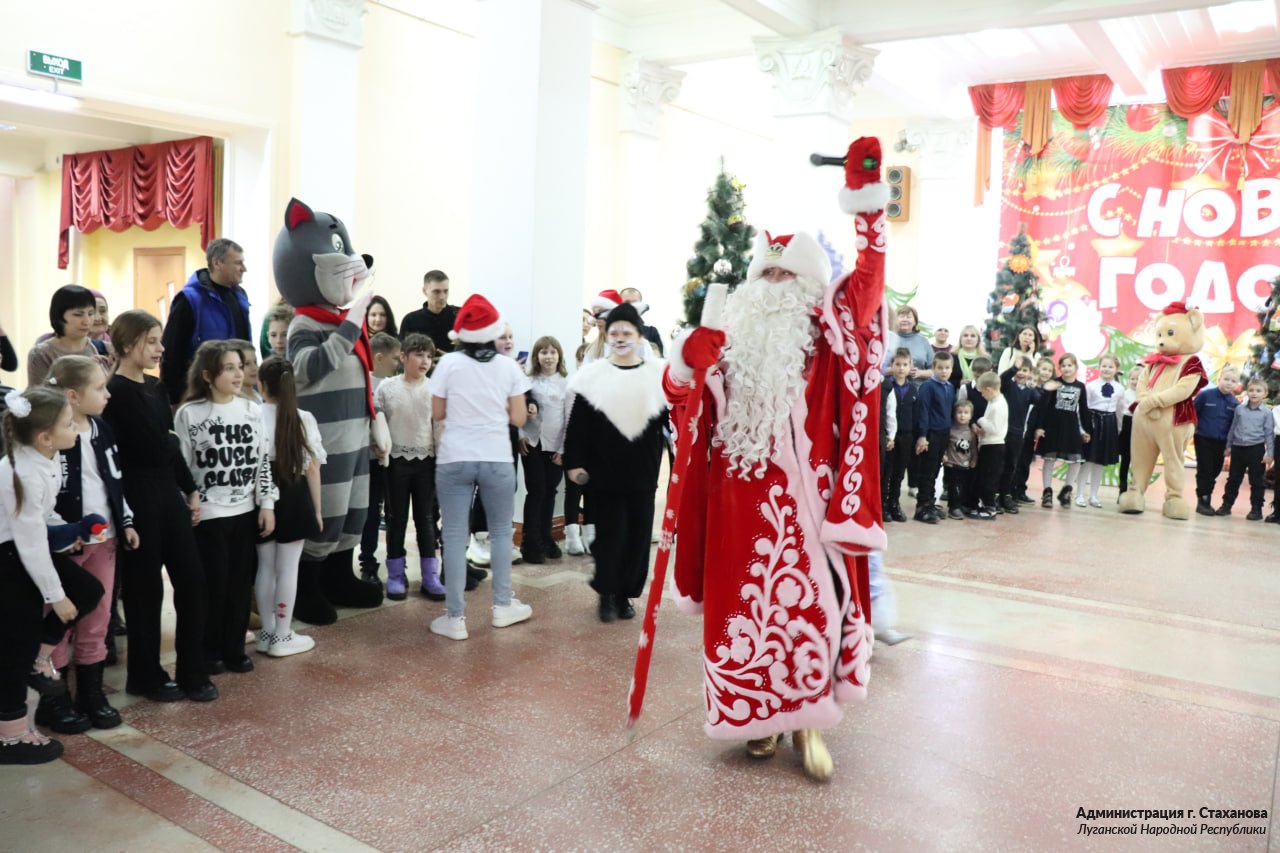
255,357,323,657
1075,354,1122,508
1033,352,1090,508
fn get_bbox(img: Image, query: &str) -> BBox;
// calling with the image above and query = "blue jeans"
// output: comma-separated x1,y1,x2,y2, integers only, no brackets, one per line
436,461,515,617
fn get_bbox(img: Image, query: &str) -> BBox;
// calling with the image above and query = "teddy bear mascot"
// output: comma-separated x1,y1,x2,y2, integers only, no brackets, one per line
650,138,888,782
274,198,390,625
1118,301,1208,520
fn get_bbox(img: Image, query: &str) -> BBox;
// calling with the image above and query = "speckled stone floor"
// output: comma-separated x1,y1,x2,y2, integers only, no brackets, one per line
2,475,1277,851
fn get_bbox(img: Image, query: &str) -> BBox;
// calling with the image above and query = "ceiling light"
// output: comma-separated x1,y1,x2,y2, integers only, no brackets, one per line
1208,0,1274,34
0,83,79,112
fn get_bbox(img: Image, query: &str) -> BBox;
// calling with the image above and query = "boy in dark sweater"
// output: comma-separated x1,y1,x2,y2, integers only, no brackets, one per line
913,351,956,523
1216,377,1274,520
1192,366,1239,516
997,356,1035,513
880,347,917,522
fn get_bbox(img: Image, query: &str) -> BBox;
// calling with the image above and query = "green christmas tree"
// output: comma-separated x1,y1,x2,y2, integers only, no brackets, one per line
1245,274,1280,398
984,224,1049,358
682,160,756,326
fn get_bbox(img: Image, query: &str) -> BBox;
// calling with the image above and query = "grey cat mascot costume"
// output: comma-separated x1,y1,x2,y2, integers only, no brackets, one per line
273,198,390,624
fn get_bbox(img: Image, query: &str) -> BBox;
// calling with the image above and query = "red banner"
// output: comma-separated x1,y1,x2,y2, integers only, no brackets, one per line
1000,103,1280,374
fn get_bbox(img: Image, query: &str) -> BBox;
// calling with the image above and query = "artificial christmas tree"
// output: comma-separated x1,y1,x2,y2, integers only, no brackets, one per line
681,161,756,326
984,224,1050,358
1246,274,1280,398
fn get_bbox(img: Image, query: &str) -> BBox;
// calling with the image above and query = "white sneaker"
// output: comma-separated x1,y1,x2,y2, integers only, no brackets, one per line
511,545,523,565
466,534,491,567
1075,495,1088,507
565,524,585,556
492,599,533,628
267,632,316,658
1088,497,1103,508
430,614,469,640
255,631,276,654
582,523,597,555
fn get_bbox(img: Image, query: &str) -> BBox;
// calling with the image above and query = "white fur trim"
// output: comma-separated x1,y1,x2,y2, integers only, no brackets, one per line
456,317,505,344
745,231,831,287
589,295,620,313
839,181,890,214
567,358,667,441
666,327,694,385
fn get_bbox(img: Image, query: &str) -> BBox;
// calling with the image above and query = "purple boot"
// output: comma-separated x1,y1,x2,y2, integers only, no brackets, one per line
419,557,445,601
385,557,407,601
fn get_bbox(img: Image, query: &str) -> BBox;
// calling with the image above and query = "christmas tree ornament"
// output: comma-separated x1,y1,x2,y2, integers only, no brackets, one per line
713,258,733,277
1008,254,1031,273
1001,293,1020,314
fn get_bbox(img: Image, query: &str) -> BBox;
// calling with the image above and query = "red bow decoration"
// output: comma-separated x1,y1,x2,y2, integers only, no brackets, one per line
1142,351,1181,387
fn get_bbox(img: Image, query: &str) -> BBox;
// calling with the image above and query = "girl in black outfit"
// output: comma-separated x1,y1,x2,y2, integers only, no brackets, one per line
102,310,215,703
564,304,666,623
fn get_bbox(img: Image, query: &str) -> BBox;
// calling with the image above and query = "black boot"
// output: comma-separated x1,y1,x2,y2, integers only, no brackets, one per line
321,549,384,609
75,663,121,729
293,559,338,626
35,670,91,735
1057,485,1073,507
888,503,907,523
597,595,618,623
1195,496,1215,517
1041,488,1054,508
999,494,1020,515
615,596,636,619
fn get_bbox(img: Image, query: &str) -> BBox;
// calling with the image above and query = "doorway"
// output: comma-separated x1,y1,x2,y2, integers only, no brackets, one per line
133,247,186,323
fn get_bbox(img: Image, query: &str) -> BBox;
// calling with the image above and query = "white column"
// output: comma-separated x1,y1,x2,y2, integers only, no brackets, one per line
753,29,877,266
288,0,364,226
619,58,685,332
468,0,595,357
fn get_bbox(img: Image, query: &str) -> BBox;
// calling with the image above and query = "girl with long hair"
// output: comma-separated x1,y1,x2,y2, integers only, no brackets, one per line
520,335,569,563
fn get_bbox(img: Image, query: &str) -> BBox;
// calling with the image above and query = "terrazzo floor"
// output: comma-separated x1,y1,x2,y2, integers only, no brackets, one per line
1,476,1277,852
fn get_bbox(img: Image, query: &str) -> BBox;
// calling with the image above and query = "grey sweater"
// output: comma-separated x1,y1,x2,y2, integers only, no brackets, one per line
1227,403,1275,455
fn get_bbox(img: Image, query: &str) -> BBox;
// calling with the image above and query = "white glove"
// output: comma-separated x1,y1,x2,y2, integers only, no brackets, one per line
666,327,695,385
372,411,391,456
346,281,375,327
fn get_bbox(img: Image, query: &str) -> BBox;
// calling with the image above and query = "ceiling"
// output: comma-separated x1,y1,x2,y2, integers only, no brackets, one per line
0,99,191,178
595,0,1280,117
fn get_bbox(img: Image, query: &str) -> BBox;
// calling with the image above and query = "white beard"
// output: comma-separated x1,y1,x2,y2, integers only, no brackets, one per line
717,273,824,479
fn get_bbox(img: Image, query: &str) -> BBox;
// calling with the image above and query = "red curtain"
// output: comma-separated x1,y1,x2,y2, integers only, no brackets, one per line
1053,74,1113,128
59,136,215,268
1161,64,1231,118
969,83,1025,128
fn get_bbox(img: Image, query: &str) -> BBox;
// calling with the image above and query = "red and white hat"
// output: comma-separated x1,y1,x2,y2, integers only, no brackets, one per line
745,230,831,286
450,294,505,344
838,136,890,214
589,289,623,315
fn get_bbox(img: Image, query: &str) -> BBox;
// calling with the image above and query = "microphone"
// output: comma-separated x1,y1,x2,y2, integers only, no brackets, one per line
810,153,845,167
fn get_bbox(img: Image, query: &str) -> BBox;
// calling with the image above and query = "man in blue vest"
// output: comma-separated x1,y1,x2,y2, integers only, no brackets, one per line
160,238,252,403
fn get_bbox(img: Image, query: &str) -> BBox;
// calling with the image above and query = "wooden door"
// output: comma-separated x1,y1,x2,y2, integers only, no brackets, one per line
133,247,187,324
134,248,187,375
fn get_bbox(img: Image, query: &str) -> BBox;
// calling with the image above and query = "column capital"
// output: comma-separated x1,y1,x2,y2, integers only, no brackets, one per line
754,28,877,121
291,0,366,48
620,58,686,137
904,118,974,179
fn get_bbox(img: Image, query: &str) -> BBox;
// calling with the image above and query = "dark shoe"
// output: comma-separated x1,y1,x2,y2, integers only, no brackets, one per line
0,734,63,765
183,681,219,702
358,559,383,590
1195,499,1215,517
1265,511,1280,523
545,540,563,559
466,565,488,585
26,664,63,700
35,691,92,735
1057,486,1073,507
949,506,964,520
975,508,997,521
74,663,121,730
1247,509,1263,521
321,549,383,609
1214,505,1232,516
615,597,636,619
126,679,184,703
1013,491,1035,505
888,504,908,523
521,548,546,565
999,494,1020,515
294,561,338,626
205,658,227,676
224,655,254,674
1041,488,1054,508
913,508,938,525
962,507,980,519
598,596,618,623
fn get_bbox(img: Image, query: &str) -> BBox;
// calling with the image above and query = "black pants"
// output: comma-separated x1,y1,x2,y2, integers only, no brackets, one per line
998,431,1025,497
39,553,104,647
563,475,590,526
194,511,258,665
1223,443,1267,511
0,545,73,718
1012,431,1037,496
121,476,208,691
1194,435,1227,501
588,489,655,599
916,430,948,509
943,466,972,508
386,456,436,560
359,459,384,563
881,435,913,507
1118,415,1133,493
521,449,561,554
973,444,1004,509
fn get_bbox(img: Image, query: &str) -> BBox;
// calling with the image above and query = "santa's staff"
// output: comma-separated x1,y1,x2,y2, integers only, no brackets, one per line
625,282,728,731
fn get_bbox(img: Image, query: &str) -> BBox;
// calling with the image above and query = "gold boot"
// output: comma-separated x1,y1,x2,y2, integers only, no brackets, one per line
792,728,833,782
745,734,779,759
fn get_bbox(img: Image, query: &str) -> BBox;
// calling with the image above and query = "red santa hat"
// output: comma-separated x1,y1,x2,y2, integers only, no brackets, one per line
838,136,890,214
745,230,831,286
589,289,623,315
450,294,505,344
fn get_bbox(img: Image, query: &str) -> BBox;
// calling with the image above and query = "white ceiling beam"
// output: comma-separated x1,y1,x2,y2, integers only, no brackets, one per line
1069,20,1149,97
719,0,817,36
